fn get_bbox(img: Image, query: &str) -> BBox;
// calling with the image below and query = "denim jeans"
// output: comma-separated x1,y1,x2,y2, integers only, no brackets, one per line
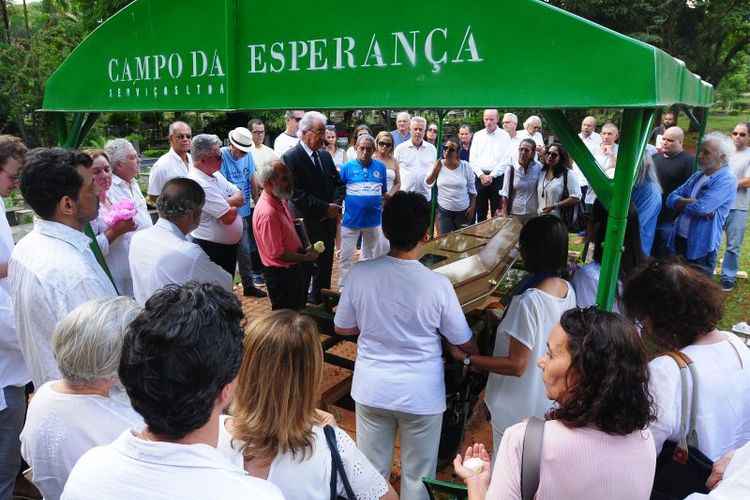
675,236,717,276
438,206,470,234
0,385,26,500
653,222,676,258
721,209,748,287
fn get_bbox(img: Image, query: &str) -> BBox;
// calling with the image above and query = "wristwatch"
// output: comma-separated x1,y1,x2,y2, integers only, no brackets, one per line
463,354,472,366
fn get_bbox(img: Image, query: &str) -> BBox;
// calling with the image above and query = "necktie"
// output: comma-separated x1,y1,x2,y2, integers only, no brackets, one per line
312,150,324,173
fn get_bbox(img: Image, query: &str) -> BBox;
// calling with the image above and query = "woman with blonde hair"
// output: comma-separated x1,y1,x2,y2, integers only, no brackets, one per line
217,310,397,500
373,130,401,198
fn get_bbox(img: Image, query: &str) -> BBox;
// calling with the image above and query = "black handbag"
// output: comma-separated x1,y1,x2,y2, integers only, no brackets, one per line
324,425,357,500
651,351,712,500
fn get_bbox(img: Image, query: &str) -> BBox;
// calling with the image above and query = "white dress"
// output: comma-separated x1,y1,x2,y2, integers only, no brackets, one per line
20,382,143,500
485,284,577,436
217,416,389,500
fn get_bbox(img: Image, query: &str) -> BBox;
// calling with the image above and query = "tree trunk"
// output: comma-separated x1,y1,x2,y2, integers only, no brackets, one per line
22,0,30,37
1,0,10,44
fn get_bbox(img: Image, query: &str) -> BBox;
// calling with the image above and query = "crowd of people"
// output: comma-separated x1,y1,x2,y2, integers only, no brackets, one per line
0,106,748,500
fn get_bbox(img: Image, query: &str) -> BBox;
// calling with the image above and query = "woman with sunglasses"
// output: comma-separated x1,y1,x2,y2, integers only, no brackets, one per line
425,140,476,233
454,308,657,500
425,123,439,146
373,131,400,197
537,143,581,219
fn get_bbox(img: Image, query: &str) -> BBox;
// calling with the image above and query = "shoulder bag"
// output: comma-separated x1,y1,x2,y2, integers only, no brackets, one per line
324,425,357,500
521,416,545,500
651,351,712,499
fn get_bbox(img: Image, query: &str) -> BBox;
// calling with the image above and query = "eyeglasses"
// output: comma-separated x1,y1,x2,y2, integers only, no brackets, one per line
732,131,747,137
174,133,192,140
377,142,392,147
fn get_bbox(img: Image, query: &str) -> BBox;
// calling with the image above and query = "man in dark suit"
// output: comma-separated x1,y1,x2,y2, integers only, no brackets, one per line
282,111,345,304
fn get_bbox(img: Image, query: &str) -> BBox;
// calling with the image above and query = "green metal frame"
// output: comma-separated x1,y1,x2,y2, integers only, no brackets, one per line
422,476,468,500
44,0,715,311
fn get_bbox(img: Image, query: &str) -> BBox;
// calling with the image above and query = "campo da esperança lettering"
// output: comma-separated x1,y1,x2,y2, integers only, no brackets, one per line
105,25,483,84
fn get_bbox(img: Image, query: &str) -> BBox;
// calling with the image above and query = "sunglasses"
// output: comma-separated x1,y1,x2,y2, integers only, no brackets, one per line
377,141,393,147
292,117,303,122
546,152,559,158
732,131,747,137
174,133,192,140
428,128,438,132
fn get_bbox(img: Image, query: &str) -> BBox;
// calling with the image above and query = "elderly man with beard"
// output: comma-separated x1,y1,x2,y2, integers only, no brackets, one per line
253,160,319,310
668,132,737,276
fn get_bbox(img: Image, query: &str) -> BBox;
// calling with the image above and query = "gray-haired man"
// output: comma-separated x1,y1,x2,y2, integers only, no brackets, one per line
129,177,232,304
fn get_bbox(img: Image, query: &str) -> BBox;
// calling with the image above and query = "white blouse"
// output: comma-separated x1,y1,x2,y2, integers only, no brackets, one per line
103,174,153,297
537,170,581,216
217,416,389,500
20,382,143,500
648,333,750,461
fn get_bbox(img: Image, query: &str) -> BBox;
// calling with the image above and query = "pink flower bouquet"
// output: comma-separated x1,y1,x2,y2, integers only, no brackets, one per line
103,199,137,227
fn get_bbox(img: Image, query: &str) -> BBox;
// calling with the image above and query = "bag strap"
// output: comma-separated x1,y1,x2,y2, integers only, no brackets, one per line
725,334,745,369
521,416,545,500
664,351,700,454
561,169,569,199
507,164,516,208
323,425,356,500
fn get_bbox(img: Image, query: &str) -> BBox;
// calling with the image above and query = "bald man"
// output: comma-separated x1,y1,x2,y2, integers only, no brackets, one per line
579,116,602,156
652,126,695,257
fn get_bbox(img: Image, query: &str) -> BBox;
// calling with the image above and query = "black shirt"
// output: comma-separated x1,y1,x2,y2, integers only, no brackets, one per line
652,150,695,223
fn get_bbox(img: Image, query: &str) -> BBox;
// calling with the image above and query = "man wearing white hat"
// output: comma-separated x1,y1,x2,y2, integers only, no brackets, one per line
220,127,266,297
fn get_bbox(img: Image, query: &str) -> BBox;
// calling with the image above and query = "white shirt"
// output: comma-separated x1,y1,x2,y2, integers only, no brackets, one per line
537,170,582,216
517,129,544,148
579,131,602,156
686,440,750,499
729,147,750,210
394,140,437,202
217,416,388,500
61,430,284,500
147,148,192,197
485,284,577,434
9,219,117,388
273,132,299,156
0,198,30,395
335,256,472,415
585,143,619,204
571,262,622,313
499,160,543,216
469,127,512,178
129,218,233,305
103,175,153,297
648,333,750,462
427,160,477,212
188,167,243,245
20,382,144,500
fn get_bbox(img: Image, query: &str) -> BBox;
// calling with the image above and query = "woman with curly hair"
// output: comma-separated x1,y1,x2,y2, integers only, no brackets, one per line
536,143,581,218
217,310,397,500
622,259,750,462
454,308,657,499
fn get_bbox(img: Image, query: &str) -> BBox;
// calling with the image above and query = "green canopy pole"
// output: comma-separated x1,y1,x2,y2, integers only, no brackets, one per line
595,108,655,310
681,105,708,172
543,110,613,209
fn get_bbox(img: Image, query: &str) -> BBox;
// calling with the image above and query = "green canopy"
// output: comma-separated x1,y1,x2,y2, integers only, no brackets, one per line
42,0,714,310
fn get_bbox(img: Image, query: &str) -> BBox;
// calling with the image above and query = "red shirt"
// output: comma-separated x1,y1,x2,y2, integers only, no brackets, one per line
252,191,303,268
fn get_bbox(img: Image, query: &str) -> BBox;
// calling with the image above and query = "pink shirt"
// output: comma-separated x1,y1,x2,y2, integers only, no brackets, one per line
252,191,303,269
487,420,656,500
